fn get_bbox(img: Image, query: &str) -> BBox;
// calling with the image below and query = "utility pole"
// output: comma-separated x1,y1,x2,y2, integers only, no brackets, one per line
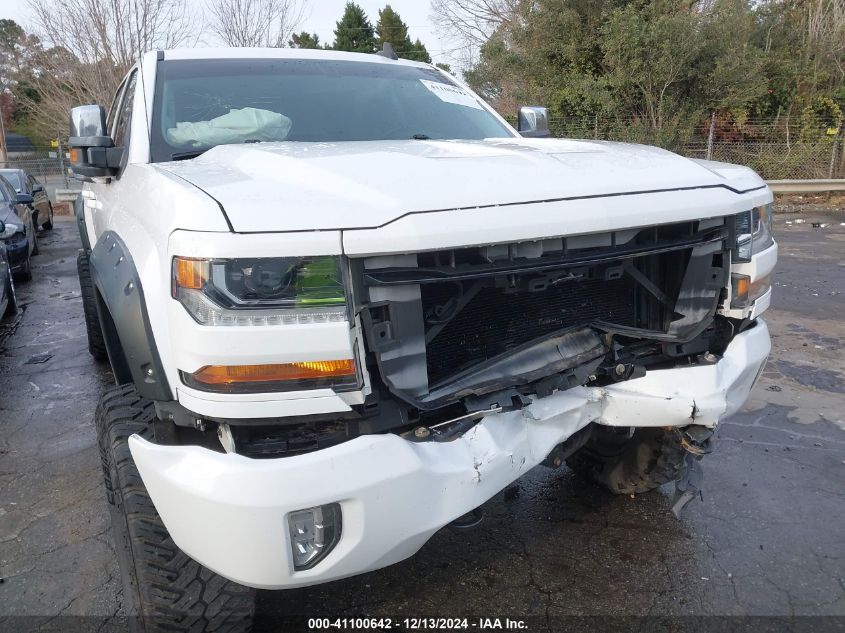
0,102,8,164
57,134,68,188
705,112,716,161
829,126,842,179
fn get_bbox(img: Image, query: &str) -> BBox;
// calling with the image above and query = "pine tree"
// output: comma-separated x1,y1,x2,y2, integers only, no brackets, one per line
289,32,321,49
332,2,375,53
375,5,432,63
375,5,411,51
406,38,432,63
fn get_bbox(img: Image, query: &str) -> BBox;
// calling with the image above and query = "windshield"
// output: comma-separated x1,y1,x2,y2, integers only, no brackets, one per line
150,58,513,162
0,172,22,191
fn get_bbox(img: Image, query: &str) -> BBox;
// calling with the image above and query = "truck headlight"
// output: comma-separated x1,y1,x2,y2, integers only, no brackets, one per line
734,204,774,262
172,256,347,325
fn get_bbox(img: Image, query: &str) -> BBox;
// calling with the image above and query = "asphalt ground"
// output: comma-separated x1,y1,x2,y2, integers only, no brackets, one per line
0,212,843,633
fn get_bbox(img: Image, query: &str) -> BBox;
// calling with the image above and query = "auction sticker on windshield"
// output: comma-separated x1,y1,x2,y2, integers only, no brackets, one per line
420,79,483,110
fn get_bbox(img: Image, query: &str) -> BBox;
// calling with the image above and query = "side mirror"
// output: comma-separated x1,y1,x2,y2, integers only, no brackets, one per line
16,193,34,205
517,106,551,138
68,104,121,180
32,183,44,194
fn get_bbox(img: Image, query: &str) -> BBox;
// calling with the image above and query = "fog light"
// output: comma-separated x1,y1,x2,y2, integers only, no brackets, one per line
287,503,342,570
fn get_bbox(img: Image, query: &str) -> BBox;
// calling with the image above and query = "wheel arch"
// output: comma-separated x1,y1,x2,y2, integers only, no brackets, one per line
89,231,172,400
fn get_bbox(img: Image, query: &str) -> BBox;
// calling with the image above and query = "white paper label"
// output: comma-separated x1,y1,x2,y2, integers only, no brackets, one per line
420,79,483,110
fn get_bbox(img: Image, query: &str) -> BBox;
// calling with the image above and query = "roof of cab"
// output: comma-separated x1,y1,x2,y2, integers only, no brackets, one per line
145,47,433,68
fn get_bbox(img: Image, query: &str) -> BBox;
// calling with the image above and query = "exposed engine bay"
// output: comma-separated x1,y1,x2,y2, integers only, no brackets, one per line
357,217,735,411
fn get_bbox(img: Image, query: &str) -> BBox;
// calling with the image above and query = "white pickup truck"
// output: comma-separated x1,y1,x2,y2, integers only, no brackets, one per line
68,47,776,631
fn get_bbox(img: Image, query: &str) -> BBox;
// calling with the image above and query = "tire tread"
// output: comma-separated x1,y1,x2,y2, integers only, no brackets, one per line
96,384,256,633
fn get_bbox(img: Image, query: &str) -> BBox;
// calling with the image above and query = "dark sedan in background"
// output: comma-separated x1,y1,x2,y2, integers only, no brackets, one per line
0,226,18,318
0,175,37,281
0,168,54,230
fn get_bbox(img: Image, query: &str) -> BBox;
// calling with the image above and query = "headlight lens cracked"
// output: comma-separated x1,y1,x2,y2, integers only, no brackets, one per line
172,256,348,326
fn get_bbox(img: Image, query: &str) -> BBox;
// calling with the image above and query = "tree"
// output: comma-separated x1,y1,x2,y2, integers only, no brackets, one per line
24,0,198,138
436,62,452,73
600,0,703,130
452,0,807,141
332,2,375,53
431,0,522,49
406,38,432,63
374,5,431,62
375,5,410,50
289,31,321,48
208,0,307,47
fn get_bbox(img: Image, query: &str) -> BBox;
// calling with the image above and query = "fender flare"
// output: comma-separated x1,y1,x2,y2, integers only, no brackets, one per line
74,195,91,251
90,231,172,401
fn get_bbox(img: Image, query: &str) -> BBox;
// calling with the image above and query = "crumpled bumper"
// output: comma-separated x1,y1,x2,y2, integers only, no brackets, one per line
129,320,770,589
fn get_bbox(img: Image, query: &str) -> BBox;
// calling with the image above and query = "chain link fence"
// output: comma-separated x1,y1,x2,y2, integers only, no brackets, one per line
547,115,845,180
0,146,69,198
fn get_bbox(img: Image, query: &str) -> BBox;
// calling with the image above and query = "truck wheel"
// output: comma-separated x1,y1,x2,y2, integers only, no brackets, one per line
44,204,54,230
566,426,686,494
77,250,108,361
31,219,39,256
96,384,256,633
3,268,17,317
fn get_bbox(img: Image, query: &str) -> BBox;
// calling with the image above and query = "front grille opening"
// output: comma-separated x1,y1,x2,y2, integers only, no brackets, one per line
422,250,689,386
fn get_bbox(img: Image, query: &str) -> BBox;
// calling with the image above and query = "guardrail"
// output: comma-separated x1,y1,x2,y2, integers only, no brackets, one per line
54,189,82,202
766,179,845,193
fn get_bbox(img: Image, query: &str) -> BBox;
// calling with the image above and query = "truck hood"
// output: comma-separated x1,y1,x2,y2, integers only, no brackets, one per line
156,138,763,233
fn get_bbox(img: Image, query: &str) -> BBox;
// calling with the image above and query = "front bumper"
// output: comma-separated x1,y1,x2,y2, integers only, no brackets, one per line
130,320,770,589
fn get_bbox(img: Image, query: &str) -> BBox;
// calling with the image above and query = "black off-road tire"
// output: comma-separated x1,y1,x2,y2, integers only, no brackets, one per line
77,250,108,360
31,220,39,256
44,204,54,230
3,269,17,317
17,255,33,282
96,383,256,633
566,426,687,494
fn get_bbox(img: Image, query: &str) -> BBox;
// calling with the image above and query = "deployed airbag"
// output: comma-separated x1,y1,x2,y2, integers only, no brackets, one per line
166,108,292,147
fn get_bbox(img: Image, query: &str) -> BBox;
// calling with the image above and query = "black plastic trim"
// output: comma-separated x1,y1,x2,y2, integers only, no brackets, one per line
365,225,728,286
74,195,91,251
90,231,172,400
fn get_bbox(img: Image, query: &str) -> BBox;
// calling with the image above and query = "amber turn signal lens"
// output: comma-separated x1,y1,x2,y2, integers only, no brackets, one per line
173,257,207,296
733,275,750,302
69,148,80,164
190,360,357,386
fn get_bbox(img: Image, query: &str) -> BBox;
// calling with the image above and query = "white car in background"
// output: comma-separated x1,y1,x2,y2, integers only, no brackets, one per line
67,47,776,632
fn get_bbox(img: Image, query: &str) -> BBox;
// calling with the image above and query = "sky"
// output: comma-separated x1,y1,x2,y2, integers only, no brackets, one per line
0,0,457,65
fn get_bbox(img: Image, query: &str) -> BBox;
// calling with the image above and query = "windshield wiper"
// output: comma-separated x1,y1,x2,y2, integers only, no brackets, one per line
171,149,208,161
411,134,431,140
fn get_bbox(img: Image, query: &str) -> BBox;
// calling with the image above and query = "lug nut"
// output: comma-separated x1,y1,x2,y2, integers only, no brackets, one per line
414,426,430,439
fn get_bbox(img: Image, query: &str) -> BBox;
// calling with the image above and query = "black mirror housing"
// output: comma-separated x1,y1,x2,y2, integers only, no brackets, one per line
517,106,551,138
16,193,34,205
68,104,119,180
